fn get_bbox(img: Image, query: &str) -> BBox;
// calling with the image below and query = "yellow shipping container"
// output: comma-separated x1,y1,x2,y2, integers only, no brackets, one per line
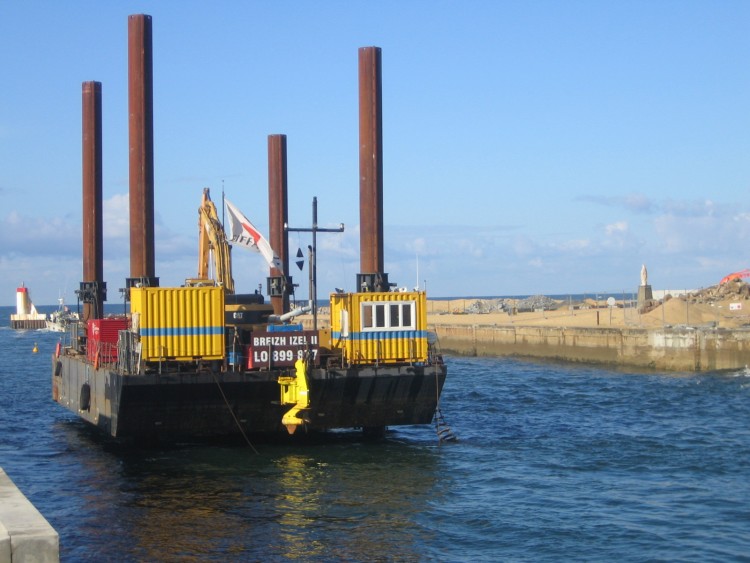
329,291,428,364
131,286,225,361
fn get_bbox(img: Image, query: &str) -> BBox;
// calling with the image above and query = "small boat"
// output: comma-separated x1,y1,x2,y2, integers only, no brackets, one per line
46,298,79,332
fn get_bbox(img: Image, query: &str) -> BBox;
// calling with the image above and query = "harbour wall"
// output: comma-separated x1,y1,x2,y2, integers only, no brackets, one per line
432,324,750,372
9,320,46,330
0,468,59,562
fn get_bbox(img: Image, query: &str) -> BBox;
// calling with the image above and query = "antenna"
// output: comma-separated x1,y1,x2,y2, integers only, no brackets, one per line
416,252,420,291
285,197,344,330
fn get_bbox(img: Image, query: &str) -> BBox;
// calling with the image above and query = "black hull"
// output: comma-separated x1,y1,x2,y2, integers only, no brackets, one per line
52,353,447,440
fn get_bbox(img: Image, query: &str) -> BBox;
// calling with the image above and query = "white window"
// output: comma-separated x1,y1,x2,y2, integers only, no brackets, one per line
360,301,416,331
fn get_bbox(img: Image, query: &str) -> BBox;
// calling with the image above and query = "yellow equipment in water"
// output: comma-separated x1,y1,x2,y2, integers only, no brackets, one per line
278,357,310,435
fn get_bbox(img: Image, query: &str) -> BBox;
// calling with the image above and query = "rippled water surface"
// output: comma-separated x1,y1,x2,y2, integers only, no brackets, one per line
1,308,749,561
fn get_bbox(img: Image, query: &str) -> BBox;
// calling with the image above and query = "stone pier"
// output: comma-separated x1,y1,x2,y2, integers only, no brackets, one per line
0,468,59,563
433,324,750,372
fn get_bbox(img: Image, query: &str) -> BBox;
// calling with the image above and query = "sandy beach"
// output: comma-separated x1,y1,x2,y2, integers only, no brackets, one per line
425,295,750,330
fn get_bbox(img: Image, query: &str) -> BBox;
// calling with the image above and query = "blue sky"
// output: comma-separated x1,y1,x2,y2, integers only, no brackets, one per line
2,1,749,306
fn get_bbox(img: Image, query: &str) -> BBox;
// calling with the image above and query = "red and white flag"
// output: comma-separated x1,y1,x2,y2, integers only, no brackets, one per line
224,199,282,271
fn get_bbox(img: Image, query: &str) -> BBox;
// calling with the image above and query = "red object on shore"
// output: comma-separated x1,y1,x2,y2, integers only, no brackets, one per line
720,269,750,285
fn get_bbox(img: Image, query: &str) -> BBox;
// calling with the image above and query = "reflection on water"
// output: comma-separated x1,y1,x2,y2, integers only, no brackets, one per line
270,446,440,561
54,422,442,561
275,454,327,560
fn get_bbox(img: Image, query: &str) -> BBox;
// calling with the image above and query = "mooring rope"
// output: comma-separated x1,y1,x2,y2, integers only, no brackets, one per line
211,371,260,455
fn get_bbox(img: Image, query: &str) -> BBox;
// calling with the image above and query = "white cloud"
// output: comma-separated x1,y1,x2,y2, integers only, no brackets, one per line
103,193,130,238
5,191,750,305
407,237,428,255
605,221,628,236
577,193,654,214
528,258,544,268
318,227,357,258
512,235,537,257
0,210,79,259
556,238,591,251
652,201,748,254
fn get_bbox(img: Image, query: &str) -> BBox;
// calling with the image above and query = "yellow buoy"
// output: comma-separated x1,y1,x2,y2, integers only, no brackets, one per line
32,342,39,354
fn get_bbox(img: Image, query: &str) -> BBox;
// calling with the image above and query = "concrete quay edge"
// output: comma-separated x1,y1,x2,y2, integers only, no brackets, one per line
0,468,59,563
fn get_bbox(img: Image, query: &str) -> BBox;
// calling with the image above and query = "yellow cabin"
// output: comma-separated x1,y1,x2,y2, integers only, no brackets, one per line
130,286,225,361
329,291,428,364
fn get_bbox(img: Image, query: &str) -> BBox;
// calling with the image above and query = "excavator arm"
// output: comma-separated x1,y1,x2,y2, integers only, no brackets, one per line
187,188,235,294
720,269,750,285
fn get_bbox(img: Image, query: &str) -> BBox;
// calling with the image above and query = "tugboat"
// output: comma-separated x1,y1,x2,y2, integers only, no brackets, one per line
51,15,447,441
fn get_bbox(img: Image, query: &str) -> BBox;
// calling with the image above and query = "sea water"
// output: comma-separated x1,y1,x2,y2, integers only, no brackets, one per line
1,306,749,561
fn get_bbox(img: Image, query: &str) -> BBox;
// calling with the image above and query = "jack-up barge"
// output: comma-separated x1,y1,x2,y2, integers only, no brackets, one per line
51,14,446,441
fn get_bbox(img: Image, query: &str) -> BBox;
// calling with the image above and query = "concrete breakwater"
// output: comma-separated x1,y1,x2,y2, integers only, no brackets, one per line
0,468,59,562
433,324,750,372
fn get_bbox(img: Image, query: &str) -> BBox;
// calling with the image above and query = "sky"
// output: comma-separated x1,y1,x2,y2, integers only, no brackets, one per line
2,1,749,306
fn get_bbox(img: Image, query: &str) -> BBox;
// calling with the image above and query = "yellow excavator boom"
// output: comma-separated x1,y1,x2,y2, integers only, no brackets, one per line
188,187,235,294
